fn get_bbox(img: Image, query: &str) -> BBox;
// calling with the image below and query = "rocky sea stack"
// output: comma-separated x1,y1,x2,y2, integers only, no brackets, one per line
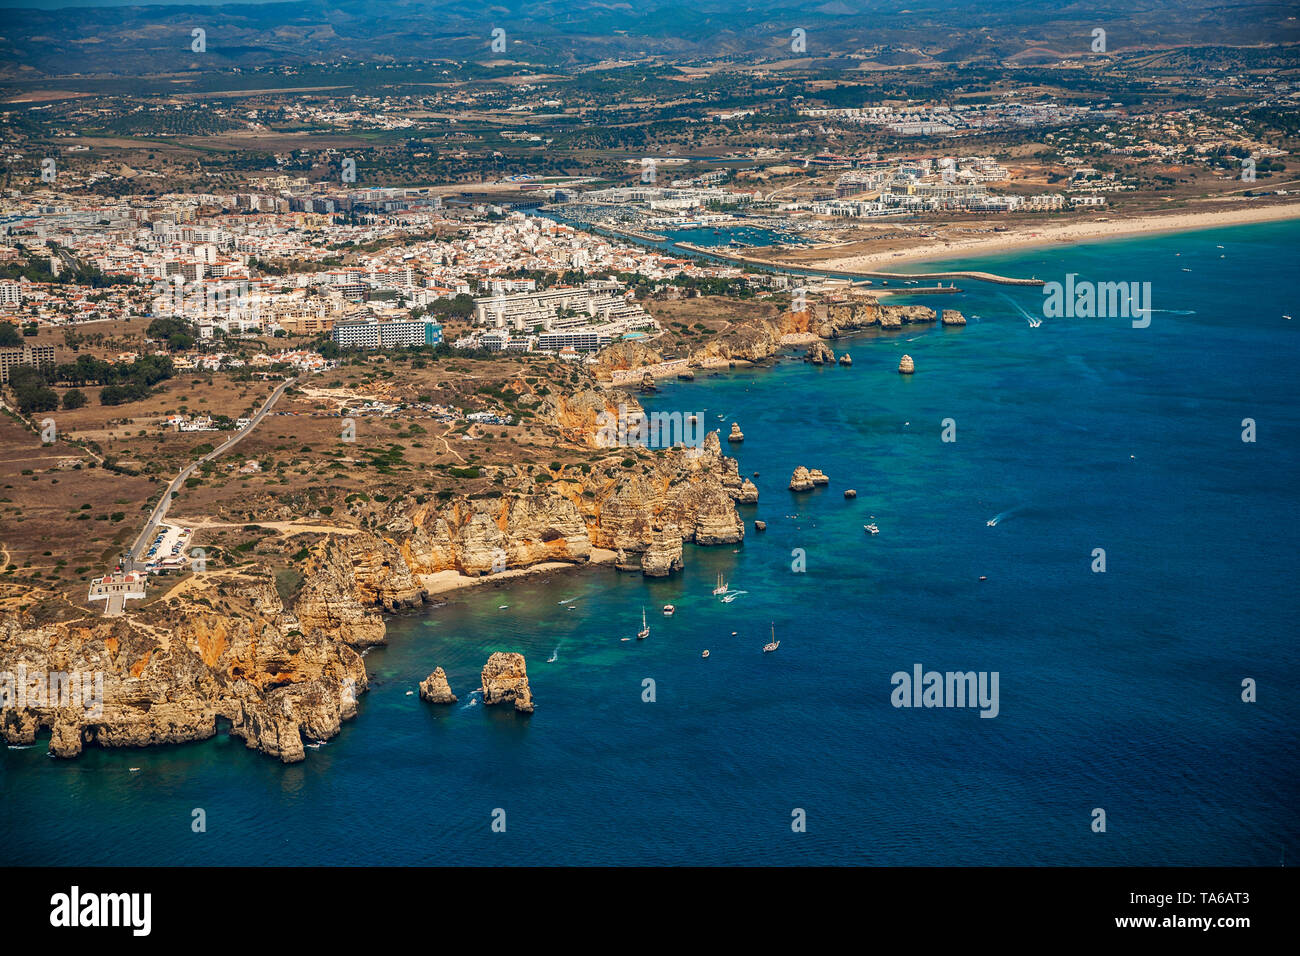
790,466,829,491
418,667,457,704
641,524,685,577
481,652,534,714
844,489,857,498
728,422,744,443
805,341,835,365
838,353,853,366
899,354,915,375
755,520,767,532
942,309,967,326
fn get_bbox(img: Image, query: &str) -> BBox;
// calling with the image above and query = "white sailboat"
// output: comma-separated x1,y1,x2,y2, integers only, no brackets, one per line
763,623,780,653
637,607,650,640
712,572,728,596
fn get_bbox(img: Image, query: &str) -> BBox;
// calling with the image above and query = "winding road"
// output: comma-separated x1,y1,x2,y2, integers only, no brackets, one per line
123,376,295,572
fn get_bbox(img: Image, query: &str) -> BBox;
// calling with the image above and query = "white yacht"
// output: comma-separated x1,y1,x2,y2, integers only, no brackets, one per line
763,624,780,654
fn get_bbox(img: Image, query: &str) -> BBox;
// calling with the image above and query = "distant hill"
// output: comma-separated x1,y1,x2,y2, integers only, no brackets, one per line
0,0,1295,79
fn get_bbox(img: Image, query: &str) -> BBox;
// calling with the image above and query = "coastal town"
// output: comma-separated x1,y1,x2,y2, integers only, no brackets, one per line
0,0,1297,895
3,8,1298,679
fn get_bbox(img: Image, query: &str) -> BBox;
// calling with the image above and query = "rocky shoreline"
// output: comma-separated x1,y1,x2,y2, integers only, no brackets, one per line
0,413,749,762
592,294,962,379
0,292,949,765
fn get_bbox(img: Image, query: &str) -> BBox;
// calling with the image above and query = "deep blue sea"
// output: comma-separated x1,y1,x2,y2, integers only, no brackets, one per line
3,220,1297,865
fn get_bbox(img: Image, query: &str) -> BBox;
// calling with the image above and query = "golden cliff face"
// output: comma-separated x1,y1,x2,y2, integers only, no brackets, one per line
320,428,745,582
0,416,748,764
821,297,936,335
0,568,368,764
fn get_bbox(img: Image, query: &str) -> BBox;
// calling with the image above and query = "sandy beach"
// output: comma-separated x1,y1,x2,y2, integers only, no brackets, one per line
768,201,1300,274
418,548,619,596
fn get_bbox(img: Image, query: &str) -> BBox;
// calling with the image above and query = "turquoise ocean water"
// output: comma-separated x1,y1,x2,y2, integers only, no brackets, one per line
3,220,1297,865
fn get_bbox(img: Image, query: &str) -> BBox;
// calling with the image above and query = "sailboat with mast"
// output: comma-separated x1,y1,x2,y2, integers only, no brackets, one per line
712,572,728,596
637,607,650,640
763,623,780,653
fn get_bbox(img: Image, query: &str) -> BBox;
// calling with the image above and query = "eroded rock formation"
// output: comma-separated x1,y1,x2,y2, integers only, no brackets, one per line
419,667,457,704
790,466,828,491
734,479,759,504
641,525,685,577
805,341,835,365
0,570,368,764
481,652,534,713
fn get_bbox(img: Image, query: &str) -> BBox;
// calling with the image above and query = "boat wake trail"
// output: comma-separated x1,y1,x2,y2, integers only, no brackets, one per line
999,292,1041,325
986,507,1021,527
547,645,559,663
462,690,483,710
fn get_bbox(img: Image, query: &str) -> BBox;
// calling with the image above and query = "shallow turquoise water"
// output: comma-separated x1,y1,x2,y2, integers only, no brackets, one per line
3,220,1297,865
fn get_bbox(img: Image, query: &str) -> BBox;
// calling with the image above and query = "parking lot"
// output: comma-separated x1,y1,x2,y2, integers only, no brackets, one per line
143,524,193,572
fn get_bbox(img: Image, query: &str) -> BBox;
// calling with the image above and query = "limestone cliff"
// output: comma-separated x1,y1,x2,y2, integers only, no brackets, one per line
820,297,936,337
640,524,684,577
589,341,665,382
0,568,367,764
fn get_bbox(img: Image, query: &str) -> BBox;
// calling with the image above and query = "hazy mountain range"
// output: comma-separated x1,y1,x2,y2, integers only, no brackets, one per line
1,1,1296,79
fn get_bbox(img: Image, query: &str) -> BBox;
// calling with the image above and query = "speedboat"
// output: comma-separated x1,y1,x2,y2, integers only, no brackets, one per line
986,518,997,527
864,523,879,535
663,604,675,616
702,650,710,658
